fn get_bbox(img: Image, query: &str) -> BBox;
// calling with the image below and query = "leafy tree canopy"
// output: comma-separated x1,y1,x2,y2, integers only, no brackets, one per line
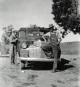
52,0,80,34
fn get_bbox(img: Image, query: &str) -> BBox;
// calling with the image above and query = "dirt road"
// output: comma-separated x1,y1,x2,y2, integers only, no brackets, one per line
0,55,79,87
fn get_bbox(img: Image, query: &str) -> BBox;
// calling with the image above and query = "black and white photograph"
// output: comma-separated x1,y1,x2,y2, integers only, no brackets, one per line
0,0,80,87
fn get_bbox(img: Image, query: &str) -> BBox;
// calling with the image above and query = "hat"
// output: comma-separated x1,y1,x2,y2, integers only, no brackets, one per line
6,28,12,32
12,29,17,33
8,25,14,29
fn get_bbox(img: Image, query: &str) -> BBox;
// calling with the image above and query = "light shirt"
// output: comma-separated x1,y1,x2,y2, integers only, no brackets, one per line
56,30,62,43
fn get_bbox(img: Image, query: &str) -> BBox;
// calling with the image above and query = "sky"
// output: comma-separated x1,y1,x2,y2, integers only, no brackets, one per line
0,0,80,42
0,0,53,28
0,0,53,41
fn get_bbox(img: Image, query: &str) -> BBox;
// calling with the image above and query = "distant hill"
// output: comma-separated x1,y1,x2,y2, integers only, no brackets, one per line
61,41,80,55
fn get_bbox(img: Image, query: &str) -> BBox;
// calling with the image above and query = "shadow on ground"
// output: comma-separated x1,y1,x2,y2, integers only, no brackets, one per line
57,58,74,71
22,58,74,71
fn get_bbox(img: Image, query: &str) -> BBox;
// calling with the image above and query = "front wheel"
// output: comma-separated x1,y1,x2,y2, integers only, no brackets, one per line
21,61,25,69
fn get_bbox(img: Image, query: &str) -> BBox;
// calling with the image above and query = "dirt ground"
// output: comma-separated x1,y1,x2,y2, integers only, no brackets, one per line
0,54,79,87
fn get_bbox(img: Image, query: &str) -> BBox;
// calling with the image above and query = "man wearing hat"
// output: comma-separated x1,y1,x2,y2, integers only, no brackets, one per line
41,27,62,72
50,28,62,72
9,29,18,64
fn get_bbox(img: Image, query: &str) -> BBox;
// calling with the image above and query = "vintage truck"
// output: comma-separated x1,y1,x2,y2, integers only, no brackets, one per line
18,27,56,70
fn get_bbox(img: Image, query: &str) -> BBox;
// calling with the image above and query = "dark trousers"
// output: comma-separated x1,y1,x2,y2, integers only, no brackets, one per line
10,44,17,64
41,43,61,71
16,42,20,57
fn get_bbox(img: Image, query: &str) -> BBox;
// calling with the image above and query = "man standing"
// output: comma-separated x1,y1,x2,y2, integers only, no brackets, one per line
9,30,18,64
50,28,62,72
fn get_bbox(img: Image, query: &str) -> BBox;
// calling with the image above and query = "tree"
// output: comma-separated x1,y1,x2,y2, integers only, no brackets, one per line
1,25,14,54
52,0,80,34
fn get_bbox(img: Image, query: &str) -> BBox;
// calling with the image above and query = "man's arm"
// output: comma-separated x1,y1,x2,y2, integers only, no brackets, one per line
11,38,18,43
10,35,18,43
56,31,62,44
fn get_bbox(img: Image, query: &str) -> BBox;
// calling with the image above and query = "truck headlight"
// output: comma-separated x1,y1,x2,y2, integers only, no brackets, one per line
21,42,27,49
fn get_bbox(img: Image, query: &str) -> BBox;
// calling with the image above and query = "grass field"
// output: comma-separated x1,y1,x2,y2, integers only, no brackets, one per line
61,41,80,55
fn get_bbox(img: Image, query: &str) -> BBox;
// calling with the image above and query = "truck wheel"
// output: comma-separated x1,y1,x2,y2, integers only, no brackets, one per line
21,61,25,69
25,61,29,67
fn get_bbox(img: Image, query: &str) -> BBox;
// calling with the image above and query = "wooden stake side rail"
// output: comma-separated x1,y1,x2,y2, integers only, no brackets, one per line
19,57,54,62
